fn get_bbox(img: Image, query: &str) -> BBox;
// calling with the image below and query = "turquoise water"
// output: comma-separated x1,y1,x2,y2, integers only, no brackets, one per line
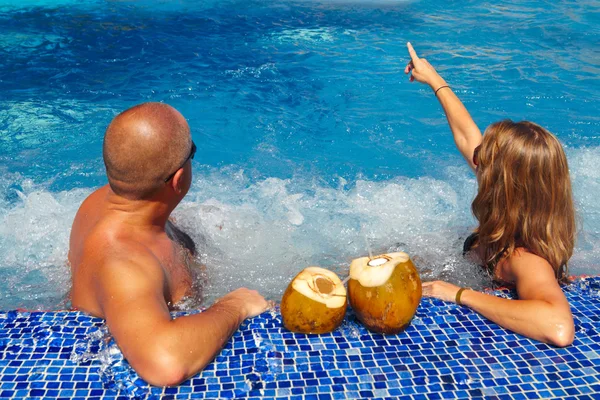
0,0,598,309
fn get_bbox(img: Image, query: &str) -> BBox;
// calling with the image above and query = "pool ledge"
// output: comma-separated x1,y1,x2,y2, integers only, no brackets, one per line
1,277,600,399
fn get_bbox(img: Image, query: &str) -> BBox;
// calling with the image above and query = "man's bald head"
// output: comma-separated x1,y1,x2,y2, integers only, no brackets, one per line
103,103,192,199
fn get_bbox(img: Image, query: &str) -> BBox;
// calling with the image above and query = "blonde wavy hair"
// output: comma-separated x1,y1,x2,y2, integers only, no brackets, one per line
472,120,576,281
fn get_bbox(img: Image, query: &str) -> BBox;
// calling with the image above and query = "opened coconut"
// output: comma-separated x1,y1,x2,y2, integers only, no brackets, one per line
281,266,347,334
348,252,421,334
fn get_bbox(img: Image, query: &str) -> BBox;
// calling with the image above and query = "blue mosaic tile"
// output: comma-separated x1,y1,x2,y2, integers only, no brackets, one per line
2,277,600,399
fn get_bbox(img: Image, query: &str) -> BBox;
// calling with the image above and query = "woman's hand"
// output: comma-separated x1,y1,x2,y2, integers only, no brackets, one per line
422,280,462,303
404,42,446,90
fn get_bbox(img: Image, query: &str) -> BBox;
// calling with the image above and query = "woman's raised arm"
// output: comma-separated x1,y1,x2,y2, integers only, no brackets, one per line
405,42,482,170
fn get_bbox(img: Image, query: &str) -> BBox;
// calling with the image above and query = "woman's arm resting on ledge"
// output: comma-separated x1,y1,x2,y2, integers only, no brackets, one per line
405,42,483,170
422,252,574,347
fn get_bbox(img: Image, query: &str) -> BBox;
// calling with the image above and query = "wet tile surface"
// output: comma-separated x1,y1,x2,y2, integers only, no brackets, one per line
1,277,600,399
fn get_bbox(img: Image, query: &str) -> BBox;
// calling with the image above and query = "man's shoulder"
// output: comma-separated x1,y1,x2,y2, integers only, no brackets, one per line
91,238,166,289
71,185,109,239
76,185,110,215
77,218,163,276
71,226,165,316
93,232,160,266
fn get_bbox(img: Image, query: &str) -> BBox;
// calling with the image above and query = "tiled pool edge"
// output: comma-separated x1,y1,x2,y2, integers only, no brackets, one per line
1,277,600,399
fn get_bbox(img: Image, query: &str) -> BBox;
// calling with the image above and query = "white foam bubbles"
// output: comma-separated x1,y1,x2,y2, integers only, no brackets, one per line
174,166,484,304
0,147,599,310
569,146,600,274
0,178,90,309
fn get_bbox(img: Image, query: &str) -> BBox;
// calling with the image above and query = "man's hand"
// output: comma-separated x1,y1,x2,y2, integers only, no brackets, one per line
422,280,462,303
98,253,273,386
404,42,446,89
215,288,271,320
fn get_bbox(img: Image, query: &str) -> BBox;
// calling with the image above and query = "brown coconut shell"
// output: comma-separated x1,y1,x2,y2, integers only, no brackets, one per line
348,256,421,334
280,268,347,334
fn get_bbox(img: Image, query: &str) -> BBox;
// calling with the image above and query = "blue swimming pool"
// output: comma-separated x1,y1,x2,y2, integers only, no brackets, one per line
0,0,599,311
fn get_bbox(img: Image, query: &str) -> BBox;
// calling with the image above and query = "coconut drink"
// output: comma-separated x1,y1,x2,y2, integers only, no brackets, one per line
281,266,347,334
348,252,421,334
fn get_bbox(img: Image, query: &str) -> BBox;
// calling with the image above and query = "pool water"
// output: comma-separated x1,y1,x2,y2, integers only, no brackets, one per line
0,0,599,310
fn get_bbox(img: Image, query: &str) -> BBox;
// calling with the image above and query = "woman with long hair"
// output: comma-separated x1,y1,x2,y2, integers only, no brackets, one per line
405,43,576,347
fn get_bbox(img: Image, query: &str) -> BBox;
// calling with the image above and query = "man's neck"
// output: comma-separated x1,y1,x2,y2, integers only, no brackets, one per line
105,188,176,233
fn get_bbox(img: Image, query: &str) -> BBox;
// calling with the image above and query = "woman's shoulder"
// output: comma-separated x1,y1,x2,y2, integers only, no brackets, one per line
502,248,556,282
507,247,549,263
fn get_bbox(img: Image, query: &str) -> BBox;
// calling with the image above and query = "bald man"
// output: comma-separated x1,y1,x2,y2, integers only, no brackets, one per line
69,103,269,386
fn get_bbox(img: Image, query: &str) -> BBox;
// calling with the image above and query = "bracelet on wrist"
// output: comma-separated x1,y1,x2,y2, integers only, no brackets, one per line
434,85,450,96
455,287,470,305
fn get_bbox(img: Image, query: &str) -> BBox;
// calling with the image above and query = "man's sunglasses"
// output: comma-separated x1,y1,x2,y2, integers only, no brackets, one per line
473,144,481,167
165,141,196,182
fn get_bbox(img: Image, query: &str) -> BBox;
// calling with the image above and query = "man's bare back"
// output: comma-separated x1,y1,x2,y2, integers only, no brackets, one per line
69,185,193,317
68,103,268,386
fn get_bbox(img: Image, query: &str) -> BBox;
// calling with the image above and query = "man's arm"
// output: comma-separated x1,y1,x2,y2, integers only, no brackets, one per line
405,42,482,170
97,252,268,386
422,251,574,347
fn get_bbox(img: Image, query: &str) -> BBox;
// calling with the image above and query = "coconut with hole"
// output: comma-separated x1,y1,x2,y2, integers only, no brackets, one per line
348,252,422,334
281,267,347,334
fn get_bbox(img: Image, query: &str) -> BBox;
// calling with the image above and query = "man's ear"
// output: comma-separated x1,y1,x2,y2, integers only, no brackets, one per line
171,168,185,194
